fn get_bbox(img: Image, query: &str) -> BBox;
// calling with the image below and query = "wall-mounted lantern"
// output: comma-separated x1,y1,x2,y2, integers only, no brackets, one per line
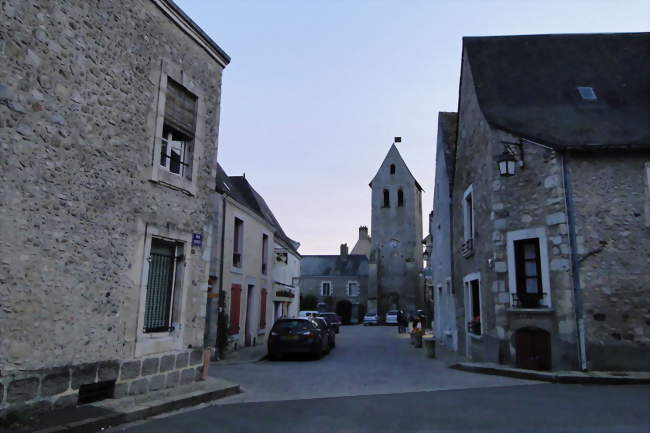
497,139,524,177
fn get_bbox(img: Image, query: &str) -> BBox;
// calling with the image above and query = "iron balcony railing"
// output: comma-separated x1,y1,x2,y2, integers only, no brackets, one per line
511,292,548,309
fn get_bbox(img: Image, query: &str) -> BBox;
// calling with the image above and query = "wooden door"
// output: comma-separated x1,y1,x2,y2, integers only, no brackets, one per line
515,328,551,371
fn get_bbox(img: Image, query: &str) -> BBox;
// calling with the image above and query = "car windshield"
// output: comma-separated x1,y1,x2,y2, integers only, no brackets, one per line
366,312,376,316
273,320,314,332
387,310,398,315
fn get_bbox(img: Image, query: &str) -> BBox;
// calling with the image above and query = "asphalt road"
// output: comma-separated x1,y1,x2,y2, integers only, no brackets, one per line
109,325,650,433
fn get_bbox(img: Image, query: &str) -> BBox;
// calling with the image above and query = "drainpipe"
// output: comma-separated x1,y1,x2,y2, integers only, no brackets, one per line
560,151,588,371
215,194,228,359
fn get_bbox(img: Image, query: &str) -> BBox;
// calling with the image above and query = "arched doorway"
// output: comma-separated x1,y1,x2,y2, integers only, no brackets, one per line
515,328,551,371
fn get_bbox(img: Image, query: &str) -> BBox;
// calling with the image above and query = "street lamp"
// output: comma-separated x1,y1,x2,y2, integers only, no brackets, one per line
497,139,524,177
497,150,517,177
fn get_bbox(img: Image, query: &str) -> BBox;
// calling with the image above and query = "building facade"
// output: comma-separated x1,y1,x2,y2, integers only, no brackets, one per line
0,0,229,413
299,244,369,323
212,166,300,351
368,144,424,314
429,113,459,350
448,33,649,371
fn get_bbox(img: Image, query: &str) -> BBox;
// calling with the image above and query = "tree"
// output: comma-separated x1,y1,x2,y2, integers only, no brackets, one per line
336,300,353,325
301,294,318,310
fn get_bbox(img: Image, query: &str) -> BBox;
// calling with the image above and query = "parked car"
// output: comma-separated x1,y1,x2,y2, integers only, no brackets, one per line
363,312,379,326
312,317,335,350
385,310,399,325
318,312,341,334
268,318,330,360
298,310,319,318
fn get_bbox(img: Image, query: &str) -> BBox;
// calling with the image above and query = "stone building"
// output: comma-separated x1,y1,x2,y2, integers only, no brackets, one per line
447,32,649,371
368,143,424,315
299,244,369,322
0,0,229,414
211,165,300,351
429,113,459,350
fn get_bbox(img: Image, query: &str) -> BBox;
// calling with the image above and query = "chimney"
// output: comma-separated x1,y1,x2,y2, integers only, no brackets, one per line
359,226,369,240
340,243,349,259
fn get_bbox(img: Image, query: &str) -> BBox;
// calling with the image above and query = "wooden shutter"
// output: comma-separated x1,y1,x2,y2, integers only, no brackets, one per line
259,289,267,329
164,79,197,138
229,284,242,335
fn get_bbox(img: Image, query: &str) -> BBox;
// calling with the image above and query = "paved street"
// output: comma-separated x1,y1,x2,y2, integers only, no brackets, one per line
110,326,650,433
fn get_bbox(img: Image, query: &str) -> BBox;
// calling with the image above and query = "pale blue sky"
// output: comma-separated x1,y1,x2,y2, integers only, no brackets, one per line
176,0,649,255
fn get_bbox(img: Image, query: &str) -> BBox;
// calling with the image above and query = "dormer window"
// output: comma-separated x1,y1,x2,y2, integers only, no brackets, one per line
390,164,396,175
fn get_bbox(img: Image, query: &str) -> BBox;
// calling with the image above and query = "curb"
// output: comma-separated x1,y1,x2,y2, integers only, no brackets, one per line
32,383,240,433
450,363,650,385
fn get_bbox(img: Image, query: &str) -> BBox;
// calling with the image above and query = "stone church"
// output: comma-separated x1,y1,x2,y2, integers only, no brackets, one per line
368,142,424,315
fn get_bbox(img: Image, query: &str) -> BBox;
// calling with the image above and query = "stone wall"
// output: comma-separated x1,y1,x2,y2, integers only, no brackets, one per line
0,0,227,410
0,349,204,415
569,151,650,370
452,50,580,369
299,275,368,311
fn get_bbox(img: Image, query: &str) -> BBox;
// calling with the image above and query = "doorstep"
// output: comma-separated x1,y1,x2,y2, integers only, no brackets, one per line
450,362,650,384
6,377,240,433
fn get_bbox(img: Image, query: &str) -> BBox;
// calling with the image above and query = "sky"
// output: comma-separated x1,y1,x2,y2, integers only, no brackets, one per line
176,0,649,255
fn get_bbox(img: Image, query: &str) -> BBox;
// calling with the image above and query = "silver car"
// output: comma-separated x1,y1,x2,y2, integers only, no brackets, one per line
363,312,379,326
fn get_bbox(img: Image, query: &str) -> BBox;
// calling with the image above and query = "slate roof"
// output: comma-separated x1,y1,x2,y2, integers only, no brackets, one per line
463,32,650,149
301,255,369,277
216,164,300,256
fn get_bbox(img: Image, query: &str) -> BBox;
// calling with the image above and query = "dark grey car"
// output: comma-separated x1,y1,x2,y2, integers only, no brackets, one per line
267,318,330,360
312,317,335,350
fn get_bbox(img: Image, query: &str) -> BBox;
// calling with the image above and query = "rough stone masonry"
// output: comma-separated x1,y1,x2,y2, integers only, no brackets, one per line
0,0,228,414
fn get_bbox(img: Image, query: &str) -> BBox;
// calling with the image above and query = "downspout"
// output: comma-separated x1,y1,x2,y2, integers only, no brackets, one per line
560,150,588,371
216,193,227,359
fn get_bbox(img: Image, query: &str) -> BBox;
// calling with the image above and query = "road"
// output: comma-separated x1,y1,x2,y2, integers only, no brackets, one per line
109,325,650,433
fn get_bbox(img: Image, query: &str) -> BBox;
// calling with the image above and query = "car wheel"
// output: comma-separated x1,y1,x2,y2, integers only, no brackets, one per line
313,343,323,360
331,339,336,348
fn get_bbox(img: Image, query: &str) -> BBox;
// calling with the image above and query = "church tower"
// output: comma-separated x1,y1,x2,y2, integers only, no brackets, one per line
368,141,424,314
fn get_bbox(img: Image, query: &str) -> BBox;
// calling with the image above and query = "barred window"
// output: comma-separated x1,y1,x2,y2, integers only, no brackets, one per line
144,238,183,333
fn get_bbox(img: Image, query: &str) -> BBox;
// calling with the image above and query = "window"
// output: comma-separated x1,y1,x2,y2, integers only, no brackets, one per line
397,189,404,207
462,185,474,257
390,164,396,175
383,189,390,207
464,278,481,336
276,251,288,264
347,282,358,296
507,228,551,308
144,238,183,333
261,234,269,275
160,79,197,177
576,86,597,101
233,218,243,268
514,238,544,307
321,282,332,296
446,278,453,295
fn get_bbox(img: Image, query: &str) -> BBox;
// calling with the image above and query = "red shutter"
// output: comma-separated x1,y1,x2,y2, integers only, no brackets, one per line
260,289,268,329
229,284,242,335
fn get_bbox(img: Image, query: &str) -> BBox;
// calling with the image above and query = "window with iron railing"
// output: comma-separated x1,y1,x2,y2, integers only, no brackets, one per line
144,238,183,333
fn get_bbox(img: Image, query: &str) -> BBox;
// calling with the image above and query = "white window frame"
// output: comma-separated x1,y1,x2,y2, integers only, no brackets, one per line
346,281,359,297
160,133,187,176
148,60,206,196
463,185,474,242
321,281,332,296
506,228,552,308
463,272,482,344
134,224,192,358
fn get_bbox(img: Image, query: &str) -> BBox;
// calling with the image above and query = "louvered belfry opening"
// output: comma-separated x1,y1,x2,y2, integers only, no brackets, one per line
144,238,181,333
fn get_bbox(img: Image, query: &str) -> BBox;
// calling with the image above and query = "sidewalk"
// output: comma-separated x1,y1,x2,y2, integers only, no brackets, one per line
3,377,239,433
213,344,268,366
451,362,650,384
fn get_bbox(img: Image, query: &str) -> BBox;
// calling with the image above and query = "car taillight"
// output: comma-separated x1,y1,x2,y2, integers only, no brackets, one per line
301,331,317,337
